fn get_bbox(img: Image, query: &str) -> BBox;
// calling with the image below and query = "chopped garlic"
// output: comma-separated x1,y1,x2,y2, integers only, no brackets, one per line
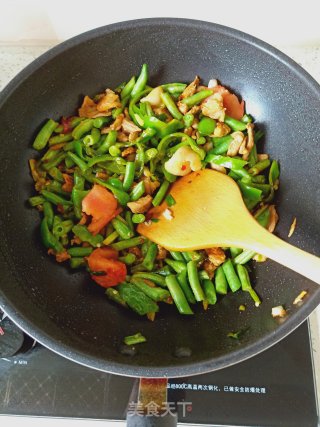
253,253,267,262
208,78,218,88
288,217,297,238
164,146,202,176
293,290,307,305
140,86,164,107
162,208,173,221
272,305,287,318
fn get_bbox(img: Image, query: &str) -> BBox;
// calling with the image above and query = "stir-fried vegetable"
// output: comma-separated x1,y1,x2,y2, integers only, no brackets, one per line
28,65,280,320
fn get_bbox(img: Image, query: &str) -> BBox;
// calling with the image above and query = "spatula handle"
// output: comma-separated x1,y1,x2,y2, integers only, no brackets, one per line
247,227,320,285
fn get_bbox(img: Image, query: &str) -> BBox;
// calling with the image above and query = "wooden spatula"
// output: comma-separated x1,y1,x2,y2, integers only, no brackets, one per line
138,169,320,285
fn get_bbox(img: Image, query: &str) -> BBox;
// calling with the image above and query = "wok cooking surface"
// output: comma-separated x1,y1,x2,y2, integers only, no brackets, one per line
0,19,319,377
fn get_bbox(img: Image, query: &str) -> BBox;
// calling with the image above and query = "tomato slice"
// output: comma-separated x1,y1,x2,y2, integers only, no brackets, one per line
82,184,118,235
213,85,245,120
87,247,127,287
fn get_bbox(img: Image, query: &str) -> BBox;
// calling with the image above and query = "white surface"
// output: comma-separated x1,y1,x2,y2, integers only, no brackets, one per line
0,38,320,427
1,0,320,47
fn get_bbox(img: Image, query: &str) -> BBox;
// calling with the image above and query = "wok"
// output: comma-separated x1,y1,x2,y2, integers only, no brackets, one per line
0,18,319,378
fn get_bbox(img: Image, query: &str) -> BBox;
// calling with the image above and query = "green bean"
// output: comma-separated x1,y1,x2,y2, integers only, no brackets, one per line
66,152,88,172
142,243,158,271
145,148,158,161
248,159,271,175
52,217,73,238
111,216,134,240
214,266,228,295
248,144,258,168
269,160,280,188
41,190,72,206
137,127,157,144
93,117,111,128
254,129,264,142
248,288,261,306
165,275,193,314
183,113,194,128
28,195,45,207
224,115,247,131
144,102,154,117
103,230,119,245
72,118,93,139
182,252,192,262
132,213,146,224
210,135,233,155
72,224,103,247
72,188,88,219
94,178,130,206
165,194,176,207
165,258,186,273
155,266,172,276
236,264,251,291
97,130,118,154
131,278,170,302
123,162,135,191
67,247,93,257
197,136,206,145
187,261,205,301
54,125,63,134
49,133,73,146
234,249,256,265
152,180,169,206
111,236,146,251
41,148,58,162
42,152,66,171
131,64,148,98
205,153,247,170
119,253,136,265
183,251,204,262
69,257,86,269
106,177,123,191
238,182,262,202
40,218,64,253
177,270,196,304
158,132,205,160
132,272,166,287
105,287,127,307
45,180,69,197
169,251,184,261
161,83,187,94
64,156,75,168
202,279,217,305
33,119,59,150
63,141,76,152
161,92,183,120
181,89,212,107
241,114,253,124
125,211,134,232
48,167,64,183
198,270,209,280
109,145,121,157
121,76,136,99
198,117,216,136
251,175,266,184
230,247,243,258
222,259,241,292
43,201,54,229
83,128,100,147
118,282,159,316
124,332,146,346
130,181,145,201
162,166,177,183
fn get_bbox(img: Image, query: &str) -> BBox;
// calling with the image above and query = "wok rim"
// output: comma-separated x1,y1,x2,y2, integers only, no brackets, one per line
0,17,319,378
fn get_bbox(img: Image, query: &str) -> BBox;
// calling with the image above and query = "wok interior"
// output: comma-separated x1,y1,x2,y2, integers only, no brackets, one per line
0,19,319,376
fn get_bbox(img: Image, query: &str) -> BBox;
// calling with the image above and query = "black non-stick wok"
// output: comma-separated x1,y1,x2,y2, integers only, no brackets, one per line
0,19,319,379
